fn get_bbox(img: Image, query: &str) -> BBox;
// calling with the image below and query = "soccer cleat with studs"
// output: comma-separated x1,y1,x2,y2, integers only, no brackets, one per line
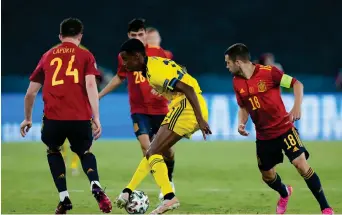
55,196,72,214
150,197,180,214
92,185,112,213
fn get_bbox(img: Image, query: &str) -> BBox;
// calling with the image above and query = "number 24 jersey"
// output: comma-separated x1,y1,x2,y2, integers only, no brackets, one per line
29,42,100,120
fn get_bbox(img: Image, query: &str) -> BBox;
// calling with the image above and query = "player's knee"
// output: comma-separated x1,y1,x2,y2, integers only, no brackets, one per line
72,149,92,159
163,148,175,160
261,169,276,181
146,147,161,159
138,134,150,152
292,153,309,175
46,147,61,154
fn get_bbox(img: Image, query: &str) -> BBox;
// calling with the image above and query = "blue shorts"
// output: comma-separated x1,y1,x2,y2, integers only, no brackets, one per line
131,113,166,139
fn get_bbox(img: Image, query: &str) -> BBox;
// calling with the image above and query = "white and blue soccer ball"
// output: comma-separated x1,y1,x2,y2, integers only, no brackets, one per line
125,190,149,214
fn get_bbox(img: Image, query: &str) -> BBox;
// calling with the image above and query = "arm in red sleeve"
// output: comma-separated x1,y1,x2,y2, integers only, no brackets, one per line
117,54,127,79
29,57,45,84
271,66,296,88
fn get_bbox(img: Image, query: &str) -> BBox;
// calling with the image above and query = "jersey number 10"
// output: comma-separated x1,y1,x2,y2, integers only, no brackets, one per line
50,55,79,86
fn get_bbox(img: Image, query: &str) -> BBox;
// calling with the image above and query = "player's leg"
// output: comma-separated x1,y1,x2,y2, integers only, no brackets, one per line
116,125,181,210
131,113,152,155
151,115,176,183
41,118,72,214
67,120,112,213
256,138,292,214
284,128,333,214
151,114,177,201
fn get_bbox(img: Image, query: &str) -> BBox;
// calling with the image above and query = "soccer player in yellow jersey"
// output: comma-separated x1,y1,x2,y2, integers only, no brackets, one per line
115,38,211,214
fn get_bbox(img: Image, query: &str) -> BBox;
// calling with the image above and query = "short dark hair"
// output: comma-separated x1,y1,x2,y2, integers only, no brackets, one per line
60,18,83,37
224,43,250,61
128,18,146,32
120,38,146,55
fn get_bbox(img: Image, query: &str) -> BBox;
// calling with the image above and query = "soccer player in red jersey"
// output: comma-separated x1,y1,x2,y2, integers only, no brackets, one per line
225,43,334,215
20,18,112,214
99,18,176,199
146,27,174,60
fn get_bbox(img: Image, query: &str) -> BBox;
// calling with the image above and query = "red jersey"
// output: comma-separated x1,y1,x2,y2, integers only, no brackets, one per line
117,44,170,115
30,42,100,120
233,64,297,140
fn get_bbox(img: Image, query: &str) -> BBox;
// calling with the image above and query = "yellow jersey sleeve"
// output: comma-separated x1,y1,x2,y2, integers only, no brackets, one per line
146,57,185,91
147,57,201,92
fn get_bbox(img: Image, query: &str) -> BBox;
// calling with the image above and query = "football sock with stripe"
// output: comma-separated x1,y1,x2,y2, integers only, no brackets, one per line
79,152,99,182
164,158,175,182
126,157,150,191
148,154,174,200
263,173,288,198
302,168,330,210
59,191,70,202
47,151,67,192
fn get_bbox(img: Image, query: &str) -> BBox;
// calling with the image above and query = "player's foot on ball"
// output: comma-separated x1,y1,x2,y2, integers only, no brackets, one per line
276,185,293,214
92,184,112,213
116,192,129,209
55,196,72,214
150,197,180,214
158,181,176,202
322,208,334,215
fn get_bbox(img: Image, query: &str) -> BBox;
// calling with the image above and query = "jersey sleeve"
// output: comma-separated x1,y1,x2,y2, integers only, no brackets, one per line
148,59,179,92
29,56,45,84
271,66,296,88
117,55,127,79
85,52,101,76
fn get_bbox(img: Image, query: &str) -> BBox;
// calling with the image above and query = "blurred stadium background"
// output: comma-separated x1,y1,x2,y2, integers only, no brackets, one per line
2,0,342,214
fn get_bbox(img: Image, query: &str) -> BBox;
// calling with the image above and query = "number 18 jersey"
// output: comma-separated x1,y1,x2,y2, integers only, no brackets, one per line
146,57,202,107
29,42,100,120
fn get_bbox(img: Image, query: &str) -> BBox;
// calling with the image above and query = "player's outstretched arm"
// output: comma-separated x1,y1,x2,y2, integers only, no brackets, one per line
99,74,124,99
20,81,42,137
174,81,212,139
86,75,101,140
288,80,304,122
238,107,249,136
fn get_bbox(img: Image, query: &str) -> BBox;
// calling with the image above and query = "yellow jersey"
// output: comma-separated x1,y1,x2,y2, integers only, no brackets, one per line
146,57,202,106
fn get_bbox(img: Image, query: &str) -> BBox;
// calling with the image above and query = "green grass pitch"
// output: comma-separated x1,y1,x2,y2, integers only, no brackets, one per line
2,141,341,214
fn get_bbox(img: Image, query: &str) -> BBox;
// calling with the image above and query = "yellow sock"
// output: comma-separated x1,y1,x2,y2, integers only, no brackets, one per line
71,153,79,169
126,157,150,191
148,154,173,196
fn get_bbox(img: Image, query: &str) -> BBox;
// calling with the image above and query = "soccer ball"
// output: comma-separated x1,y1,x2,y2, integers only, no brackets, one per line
125,190,149,214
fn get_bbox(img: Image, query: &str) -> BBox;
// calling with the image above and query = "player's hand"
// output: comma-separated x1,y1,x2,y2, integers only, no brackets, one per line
238,124,249,136
198,118,212,140
92,118,102,140
287,105,301,122
20,119,32,137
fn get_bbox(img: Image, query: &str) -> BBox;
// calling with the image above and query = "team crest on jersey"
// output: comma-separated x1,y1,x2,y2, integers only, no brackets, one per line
249,87,254,93
258,80,267,92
